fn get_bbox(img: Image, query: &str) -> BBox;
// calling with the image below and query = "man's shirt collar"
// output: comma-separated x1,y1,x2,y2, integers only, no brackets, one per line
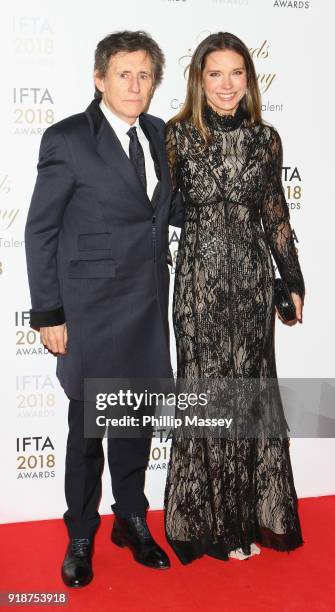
100,101,140,139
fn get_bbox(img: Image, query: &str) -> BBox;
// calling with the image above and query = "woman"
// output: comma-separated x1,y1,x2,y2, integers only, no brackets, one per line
164,32,305,564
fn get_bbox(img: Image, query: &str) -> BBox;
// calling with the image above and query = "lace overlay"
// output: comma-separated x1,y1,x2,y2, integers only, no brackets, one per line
164,106,304,564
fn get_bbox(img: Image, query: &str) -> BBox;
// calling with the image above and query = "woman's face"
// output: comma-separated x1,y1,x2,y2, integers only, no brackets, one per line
202,49,247,116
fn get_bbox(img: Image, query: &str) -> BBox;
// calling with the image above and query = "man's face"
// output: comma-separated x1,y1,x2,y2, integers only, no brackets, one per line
94,50,155,124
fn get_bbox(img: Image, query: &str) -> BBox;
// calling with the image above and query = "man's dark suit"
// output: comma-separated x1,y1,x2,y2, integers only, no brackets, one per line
25,99,182,536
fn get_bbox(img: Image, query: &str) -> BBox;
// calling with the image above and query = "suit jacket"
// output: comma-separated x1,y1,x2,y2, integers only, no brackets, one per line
25,99,183,400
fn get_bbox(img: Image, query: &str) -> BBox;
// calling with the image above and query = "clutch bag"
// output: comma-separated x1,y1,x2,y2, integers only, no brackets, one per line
274,278,296,322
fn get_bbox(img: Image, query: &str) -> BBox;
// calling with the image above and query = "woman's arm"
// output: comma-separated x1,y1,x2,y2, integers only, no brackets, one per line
261,128,305,322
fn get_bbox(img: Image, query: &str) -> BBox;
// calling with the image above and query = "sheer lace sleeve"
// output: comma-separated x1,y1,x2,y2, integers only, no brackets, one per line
165,122,178,190
261,128,305,298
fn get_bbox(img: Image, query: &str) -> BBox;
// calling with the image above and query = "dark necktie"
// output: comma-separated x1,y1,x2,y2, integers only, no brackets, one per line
127,126,147,192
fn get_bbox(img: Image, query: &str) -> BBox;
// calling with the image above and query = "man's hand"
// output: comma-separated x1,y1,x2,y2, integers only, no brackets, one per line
40,323,68,354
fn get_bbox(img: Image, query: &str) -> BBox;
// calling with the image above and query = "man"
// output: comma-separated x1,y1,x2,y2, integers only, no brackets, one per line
25,31,182,587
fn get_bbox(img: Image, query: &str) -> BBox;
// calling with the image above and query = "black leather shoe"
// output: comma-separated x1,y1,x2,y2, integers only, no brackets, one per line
61,538,93,588
111,516,170,569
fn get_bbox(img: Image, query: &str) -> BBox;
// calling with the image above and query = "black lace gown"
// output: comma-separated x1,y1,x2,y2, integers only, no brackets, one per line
164,104,305,564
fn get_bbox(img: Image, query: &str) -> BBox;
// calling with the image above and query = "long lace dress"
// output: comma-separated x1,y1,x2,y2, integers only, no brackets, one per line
164,104,305,564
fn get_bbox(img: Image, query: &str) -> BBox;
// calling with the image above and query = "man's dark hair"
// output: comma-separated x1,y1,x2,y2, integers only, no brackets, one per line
94,30,165,99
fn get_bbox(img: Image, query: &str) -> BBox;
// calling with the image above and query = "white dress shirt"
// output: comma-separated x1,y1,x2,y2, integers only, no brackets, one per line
100,101,158,201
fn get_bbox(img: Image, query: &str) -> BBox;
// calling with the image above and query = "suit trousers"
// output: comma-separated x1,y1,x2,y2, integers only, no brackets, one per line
63,399,151,538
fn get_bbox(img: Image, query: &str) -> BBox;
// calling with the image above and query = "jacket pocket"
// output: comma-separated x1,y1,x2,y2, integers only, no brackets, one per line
68,259,116,278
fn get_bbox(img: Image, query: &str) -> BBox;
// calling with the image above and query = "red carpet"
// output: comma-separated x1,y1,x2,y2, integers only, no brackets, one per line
1,497,334,611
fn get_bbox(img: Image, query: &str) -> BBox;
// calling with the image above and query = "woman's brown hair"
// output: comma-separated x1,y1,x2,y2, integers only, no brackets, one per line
169,32,262,143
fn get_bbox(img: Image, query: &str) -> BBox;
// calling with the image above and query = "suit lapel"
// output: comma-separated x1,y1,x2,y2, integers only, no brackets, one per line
140,114,170,209
85,100,151,211
139,115,161,181
85,101,170,211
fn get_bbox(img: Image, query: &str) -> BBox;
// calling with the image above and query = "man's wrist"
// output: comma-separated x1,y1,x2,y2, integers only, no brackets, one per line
30,306,65,330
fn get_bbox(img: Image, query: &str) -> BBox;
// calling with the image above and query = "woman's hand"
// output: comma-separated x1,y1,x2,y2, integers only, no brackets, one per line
276,292,304,326
291,292,303,323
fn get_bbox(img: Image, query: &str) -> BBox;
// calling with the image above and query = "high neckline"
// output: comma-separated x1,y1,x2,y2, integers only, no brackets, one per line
203,103,245,132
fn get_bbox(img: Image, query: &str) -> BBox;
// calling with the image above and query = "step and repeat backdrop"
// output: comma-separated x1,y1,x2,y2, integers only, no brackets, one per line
0,0,334,524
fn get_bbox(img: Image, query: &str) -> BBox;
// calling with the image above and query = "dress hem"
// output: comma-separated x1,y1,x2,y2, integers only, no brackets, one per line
166,525,303,565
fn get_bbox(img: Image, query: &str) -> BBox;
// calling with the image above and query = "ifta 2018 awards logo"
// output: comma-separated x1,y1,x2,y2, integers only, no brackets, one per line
16,435,56,480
